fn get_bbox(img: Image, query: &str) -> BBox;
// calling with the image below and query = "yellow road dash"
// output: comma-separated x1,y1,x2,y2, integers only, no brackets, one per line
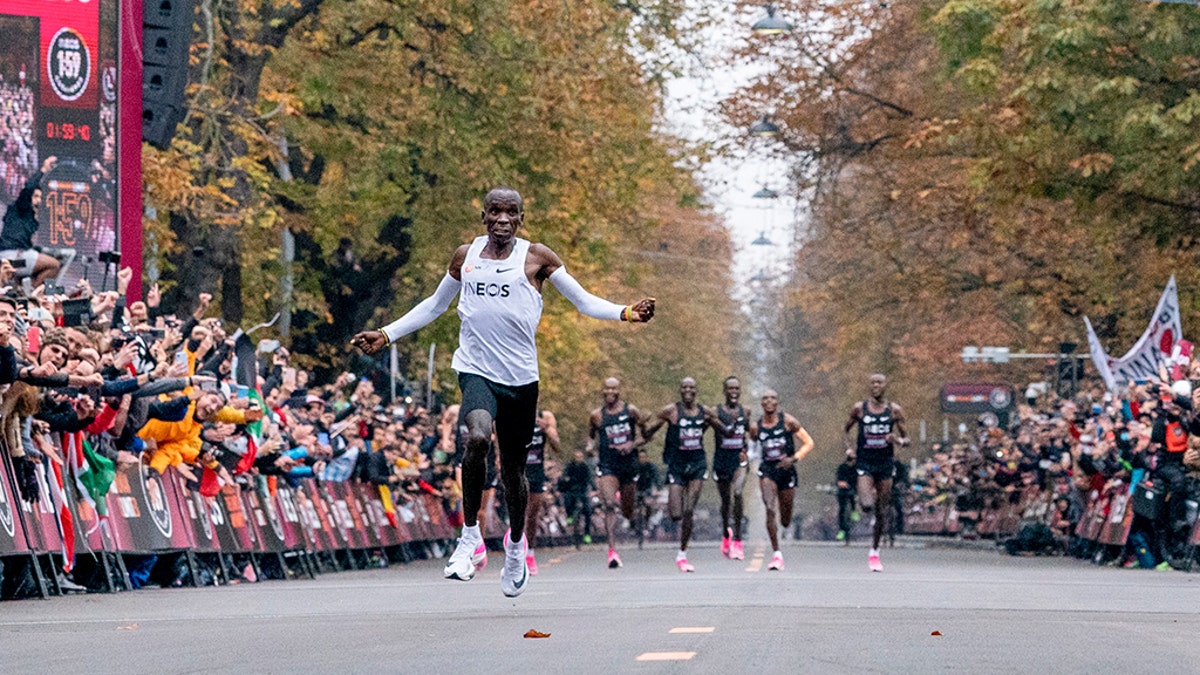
548,558,561,564
637,652,696,661
669,627,715,634
745,556,764,573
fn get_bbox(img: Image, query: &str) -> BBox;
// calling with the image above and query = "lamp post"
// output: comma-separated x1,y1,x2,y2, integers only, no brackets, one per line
751,5,793,35
749,114,780,137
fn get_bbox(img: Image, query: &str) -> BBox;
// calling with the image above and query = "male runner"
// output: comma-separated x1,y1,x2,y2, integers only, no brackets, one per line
844,373,909,572
713,376,751,561
524,408,560,575
588,377,646,568
754,389,814,570
644,377,725,572
352,187,654,597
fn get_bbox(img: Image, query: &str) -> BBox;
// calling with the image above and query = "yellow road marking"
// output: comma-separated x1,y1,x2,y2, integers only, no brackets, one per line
637,652,696,661
547,558,561,564
745,556,764,573
669,627,715,634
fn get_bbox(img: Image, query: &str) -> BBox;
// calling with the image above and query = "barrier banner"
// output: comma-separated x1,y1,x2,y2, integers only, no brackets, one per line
16,460,66,555
240,485,288,553
274,484,315,551
97,463,192,552
175,474,220,552
326,482,370,550
1076,496,1106,542
422,493,454,540
356,483,410,546
0,454,32,555
216,484,256,553
1099,492,1134,547
296,480,341,551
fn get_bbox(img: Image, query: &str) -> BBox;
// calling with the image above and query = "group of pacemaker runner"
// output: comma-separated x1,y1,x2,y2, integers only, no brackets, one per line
352,186,910,597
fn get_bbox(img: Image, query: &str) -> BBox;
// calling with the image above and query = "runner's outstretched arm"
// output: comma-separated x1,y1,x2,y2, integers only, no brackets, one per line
548,268,653,322
379,273,462,342
533,243,654,322
352,247,467,355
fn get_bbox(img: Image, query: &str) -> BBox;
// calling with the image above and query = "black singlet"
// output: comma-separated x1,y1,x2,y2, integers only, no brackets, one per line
665,402,706,464
597,402,636,466
856,400,895,466
714,405,748,454
758,414,794,463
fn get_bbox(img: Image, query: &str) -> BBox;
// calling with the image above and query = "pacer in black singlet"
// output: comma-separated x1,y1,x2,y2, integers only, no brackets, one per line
589,378,648,568
844,373,909,572
523,409,559,575
713,377,752,561
752,389,814,571
644,377,726,572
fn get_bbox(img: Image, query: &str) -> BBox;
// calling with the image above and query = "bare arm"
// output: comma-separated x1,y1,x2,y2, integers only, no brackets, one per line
641,404,673,441
541,411,561,456
586,409,601,455
787,415,815,461
891,403,911,448
705,405,728,436
844,403,862,452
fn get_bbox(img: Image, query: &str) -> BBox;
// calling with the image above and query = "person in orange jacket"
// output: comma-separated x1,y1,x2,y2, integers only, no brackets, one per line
139,387,263,480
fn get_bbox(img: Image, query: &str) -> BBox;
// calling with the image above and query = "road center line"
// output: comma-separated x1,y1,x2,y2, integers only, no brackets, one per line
637,652,696,661
669,626,715,634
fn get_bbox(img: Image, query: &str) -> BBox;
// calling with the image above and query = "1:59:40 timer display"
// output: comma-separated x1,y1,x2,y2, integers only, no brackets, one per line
45,122,92,141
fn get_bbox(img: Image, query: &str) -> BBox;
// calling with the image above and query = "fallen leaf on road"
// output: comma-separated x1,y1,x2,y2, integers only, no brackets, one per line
118,624,139,631
930,631,942,637
524,629,551,639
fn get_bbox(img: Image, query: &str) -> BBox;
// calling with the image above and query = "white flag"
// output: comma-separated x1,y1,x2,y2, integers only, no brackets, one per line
1084,275,1182,389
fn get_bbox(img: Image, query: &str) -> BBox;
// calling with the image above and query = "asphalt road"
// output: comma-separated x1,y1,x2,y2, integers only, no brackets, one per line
2,540,1199,674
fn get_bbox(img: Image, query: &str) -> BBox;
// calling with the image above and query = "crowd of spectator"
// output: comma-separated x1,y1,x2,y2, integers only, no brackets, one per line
0,79,37,206
897,370,1200,570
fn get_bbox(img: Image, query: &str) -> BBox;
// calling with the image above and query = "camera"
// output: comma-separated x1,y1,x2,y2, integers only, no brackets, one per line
98,250,121,265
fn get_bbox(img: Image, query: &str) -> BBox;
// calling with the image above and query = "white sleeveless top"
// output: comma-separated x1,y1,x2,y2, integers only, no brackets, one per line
451,236,543,386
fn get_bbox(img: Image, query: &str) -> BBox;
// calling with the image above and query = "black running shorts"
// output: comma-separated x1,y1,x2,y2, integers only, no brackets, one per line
758,461,798,490
712,450,745,483
525,463,549,493
596,458,639,485
856,462,895,481
458,372,539,469
667,457,708,485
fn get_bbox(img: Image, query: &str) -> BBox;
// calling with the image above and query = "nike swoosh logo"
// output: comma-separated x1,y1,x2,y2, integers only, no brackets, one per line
514,566,527,589
497,267,513,274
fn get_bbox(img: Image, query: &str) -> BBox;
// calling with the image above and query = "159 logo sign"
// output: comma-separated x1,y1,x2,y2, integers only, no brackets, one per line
47,27,91,102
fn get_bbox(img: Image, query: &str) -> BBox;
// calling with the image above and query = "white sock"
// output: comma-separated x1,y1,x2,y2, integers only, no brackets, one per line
462,524,482,541
506,533,526,553
870,548,879,557
676,550,687,561
773,550,781,557
527,548,535,558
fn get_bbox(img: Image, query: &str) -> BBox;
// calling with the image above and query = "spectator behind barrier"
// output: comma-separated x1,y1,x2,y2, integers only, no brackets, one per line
891,369,1200,569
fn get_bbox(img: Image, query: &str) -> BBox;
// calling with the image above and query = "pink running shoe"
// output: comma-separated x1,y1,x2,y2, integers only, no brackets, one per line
526,553,539,576
473,542,488,570
868,553,883,572
767,552,784,571
721,529,732,558
676,554,695,573
607,548,623,569
730,540,745,560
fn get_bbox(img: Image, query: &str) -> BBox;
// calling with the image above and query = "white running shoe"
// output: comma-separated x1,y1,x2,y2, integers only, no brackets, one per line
444,526,484,581
500,530,530,597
